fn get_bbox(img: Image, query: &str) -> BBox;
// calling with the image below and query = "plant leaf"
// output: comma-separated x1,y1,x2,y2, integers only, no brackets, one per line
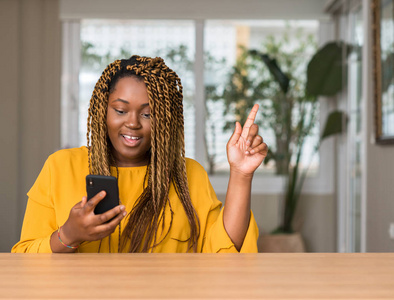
382,52,394,93
306,42,350,97
321,110,345,141
249,50,290,94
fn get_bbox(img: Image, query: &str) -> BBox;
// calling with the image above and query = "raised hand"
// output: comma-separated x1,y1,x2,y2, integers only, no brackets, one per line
226,104,268,176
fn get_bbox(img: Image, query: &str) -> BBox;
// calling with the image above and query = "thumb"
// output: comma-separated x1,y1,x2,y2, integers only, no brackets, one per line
228,122,242,146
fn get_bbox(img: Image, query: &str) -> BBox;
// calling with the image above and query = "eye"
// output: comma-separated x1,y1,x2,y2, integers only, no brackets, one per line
141,113,151,119
114,109,125,115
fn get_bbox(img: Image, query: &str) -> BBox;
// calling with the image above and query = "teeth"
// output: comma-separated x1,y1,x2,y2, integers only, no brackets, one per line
123,135,140,140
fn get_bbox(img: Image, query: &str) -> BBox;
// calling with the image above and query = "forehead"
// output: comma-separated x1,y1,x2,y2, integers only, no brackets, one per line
111,76,145,91
109,76,149,102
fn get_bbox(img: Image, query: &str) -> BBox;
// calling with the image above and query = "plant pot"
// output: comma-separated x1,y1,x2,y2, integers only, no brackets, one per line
258,232,305,253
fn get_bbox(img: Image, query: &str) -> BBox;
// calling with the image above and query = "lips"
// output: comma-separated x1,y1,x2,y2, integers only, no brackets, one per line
121,134,142,146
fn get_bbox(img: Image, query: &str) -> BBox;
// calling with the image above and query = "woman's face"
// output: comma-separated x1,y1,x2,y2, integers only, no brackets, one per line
106,76,152,167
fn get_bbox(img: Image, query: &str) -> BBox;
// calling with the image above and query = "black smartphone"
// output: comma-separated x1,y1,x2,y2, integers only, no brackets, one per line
86,175,119,215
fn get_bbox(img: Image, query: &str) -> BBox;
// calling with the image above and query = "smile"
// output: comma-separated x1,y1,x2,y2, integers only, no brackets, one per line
121,134,142,146
122,134,140,140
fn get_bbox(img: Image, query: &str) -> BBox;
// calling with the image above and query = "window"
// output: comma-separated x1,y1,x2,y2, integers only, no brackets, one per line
79,20,196,158
204,20,319,175
61,19,332,194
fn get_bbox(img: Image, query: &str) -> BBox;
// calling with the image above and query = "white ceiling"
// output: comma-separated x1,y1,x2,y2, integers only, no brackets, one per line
60,0,330,20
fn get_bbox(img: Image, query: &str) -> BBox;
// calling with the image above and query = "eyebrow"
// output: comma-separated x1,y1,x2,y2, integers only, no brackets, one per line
112,99,129,104
112,99,149,107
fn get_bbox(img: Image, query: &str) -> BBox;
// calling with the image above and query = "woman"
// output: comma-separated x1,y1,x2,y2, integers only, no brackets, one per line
12,55,267,253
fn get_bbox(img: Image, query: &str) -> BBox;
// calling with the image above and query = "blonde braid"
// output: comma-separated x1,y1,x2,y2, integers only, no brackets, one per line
87,60,121,175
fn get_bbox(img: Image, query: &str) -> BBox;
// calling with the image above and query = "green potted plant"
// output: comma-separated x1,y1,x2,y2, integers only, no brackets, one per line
221,34,348,251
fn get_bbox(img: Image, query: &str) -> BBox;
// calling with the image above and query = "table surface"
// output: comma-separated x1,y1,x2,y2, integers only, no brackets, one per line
0,253,393,299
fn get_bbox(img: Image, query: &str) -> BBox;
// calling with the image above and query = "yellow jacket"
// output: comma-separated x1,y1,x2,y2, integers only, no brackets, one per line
12,147,258,253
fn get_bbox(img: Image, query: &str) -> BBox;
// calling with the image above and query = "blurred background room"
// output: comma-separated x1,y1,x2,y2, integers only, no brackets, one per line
0,0,393,253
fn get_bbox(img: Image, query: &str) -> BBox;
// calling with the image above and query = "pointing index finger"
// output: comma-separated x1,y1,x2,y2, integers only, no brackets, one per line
241,104,259,140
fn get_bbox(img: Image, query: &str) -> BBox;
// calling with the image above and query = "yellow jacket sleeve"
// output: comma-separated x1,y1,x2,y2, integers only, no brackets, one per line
12,158,56,253
203,207,259,253
187,159,258,253
11,198,55,253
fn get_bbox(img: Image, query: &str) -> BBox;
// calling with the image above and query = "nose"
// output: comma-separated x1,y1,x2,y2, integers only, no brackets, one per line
124,112,141,129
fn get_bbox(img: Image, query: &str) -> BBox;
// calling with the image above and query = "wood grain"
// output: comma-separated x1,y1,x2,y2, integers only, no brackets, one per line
0,253,393,299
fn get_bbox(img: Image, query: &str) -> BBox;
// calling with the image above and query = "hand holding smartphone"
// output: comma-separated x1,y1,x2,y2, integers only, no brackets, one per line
86,175,119,215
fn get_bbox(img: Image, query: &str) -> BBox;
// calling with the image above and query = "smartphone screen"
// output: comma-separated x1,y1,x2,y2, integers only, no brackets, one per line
86,175,119,215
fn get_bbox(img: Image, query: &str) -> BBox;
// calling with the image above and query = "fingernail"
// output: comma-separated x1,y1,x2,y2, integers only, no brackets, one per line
120,205,125,211
250,149,255,154
100,191,106,196
123,211,127,216
246,140,251,146
245,151,249,155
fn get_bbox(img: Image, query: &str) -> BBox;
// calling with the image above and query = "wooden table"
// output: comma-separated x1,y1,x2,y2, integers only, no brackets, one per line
0,253,393,299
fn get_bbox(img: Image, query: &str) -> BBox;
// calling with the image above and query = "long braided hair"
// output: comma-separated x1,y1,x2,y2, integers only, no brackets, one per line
87,55,200,252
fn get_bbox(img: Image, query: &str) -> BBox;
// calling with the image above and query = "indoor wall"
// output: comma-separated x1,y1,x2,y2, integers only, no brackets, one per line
0,0,392,253
0,0,61,251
